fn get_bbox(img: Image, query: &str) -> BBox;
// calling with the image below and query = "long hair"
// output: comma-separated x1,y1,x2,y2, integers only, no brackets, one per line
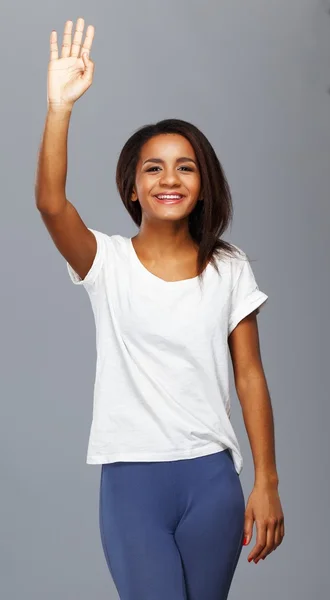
115,118,243,285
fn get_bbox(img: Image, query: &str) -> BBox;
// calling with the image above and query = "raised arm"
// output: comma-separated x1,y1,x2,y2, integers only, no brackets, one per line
35,18,97,281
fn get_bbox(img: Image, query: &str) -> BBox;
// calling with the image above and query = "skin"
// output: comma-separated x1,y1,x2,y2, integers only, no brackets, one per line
130,133,203,281
228,314,284,562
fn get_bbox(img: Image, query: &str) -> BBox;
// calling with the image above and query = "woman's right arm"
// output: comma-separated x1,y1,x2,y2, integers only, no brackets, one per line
35,18,96,282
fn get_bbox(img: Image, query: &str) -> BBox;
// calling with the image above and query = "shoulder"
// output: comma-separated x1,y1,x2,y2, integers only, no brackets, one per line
88,229,129,254
214,242,248,285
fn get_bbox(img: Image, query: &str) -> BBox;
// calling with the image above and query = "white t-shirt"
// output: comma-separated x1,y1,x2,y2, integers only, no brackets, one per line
67,229,268,475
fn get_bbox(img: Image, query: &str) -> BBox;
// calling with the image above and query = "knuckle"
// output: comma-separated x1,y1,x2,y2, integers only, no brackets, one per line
256,543,265,551
256,519,267,528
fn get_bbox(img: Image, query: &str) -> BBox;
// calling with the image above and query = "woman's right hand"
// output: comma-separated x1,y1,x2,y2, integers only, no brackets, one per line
47,18,95,111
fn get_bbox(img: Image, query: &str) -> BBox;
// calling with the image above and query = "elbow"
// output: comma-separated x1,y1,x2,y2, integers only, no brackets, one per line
35,190,67,215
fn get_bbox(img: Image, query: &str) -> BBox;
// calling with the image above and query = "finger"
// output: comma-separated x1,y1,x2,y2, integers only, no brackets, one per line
61,20,73,59
277,518,285,545
80,24,95,57
248,522,266,562
255,521,276,562
243,510,254,546
49,30,58,61
71,17,85,57
273,521,282,549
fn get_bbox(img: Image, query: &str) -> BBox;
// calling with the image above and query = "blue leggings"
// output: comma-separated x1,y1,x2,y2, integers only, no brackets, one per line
99,448,245,600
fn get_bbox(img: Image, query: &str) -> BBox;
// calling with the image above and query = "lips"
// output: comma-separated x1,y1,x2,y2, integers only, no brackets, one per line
154,193,185,204
155,194,184,198
154,194,184,204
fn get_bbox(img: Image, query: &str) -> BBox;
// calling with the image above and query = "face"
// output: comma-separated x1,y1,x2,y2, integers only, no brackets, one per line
131,134,202,222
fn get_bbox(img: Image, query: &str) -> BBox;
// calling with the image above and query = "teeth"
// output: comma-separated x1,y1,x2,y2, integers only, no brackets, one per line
157,195,182,199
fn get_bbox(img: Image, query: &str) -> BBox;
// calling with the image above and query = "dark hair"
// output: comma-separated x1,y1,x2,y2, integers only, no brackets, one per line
115,118,243,285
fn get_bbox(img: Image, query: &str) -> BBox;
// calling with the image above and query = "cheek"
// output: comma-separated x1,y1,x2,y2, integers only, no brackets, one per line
139,175,156,191
191,176,202,194
134,180,149,199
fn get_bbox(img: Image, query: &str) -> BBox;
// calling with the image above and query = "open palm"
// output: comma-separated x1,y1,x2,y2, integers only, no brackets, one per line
47,18,95,108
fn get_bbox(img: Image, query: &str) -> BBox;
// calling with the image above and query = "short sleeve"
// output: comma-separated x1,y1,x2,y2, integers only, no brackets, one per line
228,251,268,335
66,228,107,289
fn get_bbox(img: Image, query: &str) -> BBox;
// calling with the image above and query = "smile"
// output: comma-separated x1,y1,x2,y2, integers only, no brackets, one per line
154,194,185,204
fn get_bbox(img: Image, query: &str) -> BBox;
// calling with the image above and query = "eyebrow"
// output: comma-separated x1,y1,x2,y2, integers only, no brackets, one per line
142,157,197,166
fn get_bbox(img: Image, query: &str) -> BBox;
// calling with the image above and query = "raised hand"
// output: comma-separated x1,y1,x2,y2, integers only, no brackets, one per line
47,18,95,110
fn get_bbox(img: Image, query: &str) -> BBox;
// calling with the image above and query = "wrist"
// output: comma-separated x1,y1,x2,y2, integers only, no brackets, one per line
254,472,279,489
47,102,74,116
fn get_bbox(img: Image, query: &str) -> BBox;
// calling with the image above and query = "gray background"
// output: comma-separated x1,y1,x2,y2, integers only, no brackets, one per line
1,0,329,598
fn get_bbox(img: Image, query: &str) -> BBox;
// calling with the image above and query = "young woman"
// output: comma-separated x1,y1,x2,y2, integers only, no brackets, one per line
35,17,284,600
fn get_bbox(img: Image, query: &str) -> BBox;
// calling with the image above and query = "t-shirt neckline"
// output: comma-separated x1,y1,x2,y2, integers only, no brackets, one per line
128,237,204,287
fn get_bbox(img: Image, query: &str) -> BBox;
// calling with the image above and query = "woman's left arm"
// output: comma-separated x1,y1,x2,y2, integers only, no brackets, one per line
228,310,285,564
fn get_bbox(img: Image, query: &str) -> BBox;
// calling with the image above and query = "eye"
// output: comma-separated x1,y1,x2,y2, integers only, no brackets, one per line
146,166,194,172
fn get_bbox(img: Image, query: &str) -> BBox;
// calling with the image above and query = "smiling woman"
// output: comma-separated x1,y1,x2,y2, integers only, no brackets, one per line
145,155,197,203
116,121,237,282
131,134,202,215
35,16,283,600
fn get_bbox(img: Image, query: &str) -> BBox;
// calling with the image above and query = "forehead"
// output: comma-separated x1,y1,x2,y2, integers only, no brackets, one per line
139,134,196,160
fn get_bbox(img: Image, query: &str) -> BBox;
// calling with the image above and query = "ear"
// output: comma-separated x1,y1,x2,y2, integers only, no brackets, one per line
131,188,138,202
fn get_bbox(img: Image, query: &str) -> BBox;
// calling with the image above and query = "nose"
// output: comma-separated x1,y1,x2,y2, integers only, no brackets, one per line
159,168,181,187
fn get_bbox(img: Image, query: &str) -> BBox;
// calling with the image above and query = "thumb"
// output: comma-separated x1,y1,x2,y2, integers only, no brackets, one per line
81,52,94,81
242,515,254,545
